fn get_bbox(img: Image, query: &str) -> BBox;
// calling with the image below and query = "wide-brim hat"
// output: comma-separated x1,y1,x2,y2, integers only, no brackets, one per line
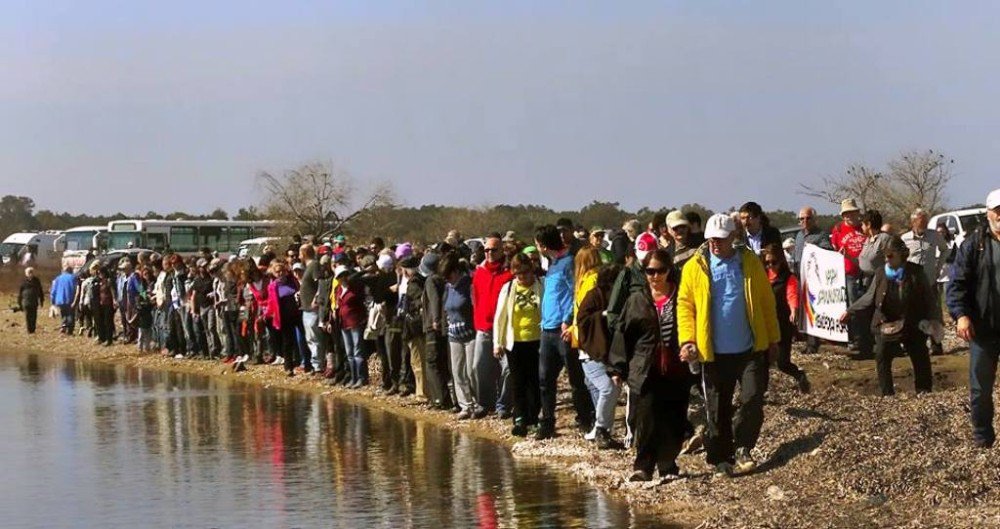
840,198,861,214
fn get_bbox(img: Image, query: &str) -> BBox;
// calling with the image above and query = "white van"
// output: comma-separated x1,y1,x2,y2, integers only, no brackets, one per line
236,237,284,264
0,231,63,268
929,208,987,247
55,225,109,271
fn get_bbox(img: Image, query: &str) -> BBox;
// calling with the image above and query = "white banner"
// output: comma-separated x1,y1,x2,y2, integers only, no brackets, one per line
799,244,850,342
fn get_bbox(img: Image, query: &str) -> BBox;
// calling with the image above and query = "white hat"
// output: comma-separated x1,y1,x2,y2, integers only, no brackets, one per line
986,189,1000,210
704,213,736,239
839,198,861,214
665,210,689,229
376,254,395,271
291,262,304,272
334,265,350,278
782,237,796,250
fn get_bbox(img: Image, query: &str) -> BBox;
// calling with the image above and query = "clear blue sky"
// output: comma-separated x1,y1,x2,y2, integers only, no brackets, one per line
2,0,996,215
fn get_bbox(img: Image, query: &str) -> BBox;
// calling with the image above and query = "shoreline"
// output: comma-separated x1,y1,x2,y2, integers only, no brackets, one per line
4,299,998,528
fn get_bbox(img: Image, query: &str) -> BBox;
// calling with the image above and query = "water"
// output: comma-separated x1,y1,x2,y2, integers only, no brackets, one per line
0,351,676,529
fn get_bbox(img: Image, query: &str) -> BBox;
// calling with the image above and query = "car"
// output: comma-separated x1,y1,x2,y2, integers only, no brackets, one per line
929,208,986,247
77,249,151,277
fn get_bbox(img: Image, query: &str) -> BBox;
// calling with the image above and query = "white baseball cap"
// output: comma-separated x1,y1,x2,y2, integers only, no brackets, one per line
334,265,350,278
986,189,1000,210
704,213,736,239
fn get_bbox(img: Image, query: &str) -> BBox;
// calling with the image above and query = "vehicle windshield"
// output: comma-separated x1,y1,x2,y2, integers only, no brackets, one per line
108,232,142,251
64,231,97,252
960,213,985,234
0,242,24,260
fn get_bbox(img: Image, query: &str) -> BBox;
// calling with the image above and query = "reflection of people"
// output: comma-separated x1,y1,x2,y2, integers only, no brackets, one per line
18,267,43,334
841,236,937,396
947,188,1000,448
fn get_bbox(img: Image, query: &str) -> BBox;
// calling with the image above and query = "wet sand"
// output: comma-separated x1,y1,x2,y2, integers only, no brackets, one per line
2,294,995,528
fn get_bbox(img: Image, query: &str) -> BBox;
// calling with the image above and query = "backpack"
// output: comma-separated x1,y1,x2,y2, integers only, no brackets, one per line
605,263,645,335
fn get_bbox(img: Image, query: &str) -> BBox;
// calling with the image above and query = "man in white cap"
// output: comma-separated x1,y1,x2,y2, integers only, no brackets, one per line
947,188,1000,448
677,213,780,477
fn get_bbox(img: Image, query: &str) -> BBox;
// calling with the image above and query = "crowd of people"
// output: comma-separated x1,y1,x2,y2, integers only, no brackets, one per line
13,187,1000,481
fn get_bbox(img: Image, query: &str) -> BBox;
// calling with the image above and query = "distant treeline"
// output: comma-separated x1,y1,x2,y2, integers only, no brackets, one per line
1,195,842,245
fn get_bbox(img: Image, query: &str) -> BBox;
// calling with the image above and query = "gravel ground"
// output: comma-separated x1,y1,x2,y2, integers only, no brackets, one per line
1,294,994,528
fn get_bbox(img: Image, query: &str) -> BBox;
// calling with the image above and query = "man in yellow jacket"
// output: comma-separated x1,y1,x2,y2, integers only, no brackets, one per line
678,213,781,477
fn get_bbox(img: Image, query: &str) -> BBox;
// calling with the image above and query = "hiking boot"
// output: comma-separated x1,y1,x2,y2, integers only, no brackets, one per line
734,448,757,474
713,462,734,478
595,427,621,450
797,373,812,394
511,422,528,437
534,421,556,440
628,469,653,482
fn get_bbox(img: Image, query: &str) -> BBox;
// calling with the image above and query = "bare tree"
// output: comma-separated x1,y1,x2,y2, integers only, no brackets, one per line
880,150,953,217
799,164,886,211
257,161,396,237
800,150,954,222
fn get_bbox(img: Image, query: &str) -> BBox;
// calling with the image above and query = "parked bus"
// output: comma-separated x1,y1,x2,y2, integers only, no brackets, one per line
106,219,280,255
0,231,63,268
55,225,109,271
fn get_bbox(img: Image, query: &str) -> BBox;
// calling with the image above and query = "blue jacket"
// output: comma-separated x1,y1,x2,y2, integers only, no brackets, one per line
541,251,574,330
51,272,76,306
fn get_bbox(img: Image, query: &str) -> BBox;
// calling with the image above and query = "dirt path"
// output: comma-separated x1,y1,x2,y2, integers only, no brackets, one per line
2,290,997,528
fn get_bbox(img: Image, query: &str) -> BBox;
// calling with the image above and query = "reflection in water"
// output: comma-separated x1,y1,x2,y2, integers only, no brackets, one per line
0,351,677,529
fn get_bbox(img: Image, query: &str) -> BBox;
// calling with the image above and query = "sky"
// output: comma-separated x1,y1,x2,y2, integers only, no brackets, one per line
2,0,997,216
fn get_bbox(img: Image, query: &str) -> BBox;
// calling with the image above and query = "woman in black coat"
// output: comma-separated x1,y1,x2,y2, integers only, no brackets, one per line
18,267,44,334
608,248,691,482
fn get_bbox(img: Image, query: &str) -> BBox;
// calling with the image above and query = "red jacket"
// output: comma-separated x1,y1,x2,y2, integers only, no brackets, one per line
830,221,866,278
336,278,366,331
471,261,513,332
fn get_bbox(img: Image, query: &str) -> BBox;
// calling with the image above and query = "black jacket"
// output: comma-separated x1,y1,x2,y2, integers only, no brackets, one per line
610,231,631,265
19,277,43,309
947,228,1000,338
849,262,938,338
422,273,446,336
608,288,684,392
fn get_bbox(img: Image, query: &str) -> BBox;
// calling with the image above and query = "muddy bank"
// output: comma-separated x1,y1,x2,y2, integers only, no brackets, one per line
2,296,996,528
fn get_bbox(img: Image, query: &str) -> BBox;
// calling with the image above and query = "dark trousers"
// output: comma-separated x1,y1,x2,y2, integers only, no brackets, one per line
95,305,115,344
24,305,38,334
874,332,932,396
702,351,768,465
848,276,874,357
539,329,595,428
970,336,1000,444
774,323,805,382
387,330,414,389
424,332,453,407
508,341,541,426
629,373,690,474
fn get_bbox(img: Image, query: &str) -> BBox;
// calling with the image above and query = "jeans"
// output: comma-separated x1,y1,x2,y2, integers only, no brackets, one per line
59,304,75,334
582,358,620,431
472,331,501,412
342,327,367,384
970,336,999,444
449,339,478,412
702,351,768,465
302,311,322,371
539,329,594,428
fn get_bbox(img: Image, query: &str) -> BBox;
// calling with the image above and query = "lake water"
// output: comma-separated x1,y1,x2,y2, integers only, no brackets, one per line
0,351,676,528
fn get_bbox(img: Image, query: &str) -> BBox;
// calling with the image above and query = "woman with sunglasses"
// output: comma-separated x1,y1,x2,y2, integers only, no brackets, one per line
761,243,810,393
609,248,690,482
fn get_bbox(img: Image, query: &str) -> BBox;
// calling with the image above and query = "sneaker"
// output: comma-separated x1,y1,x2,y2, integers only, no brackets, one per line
797,373,812,394
511,423,528,437
456,410,473,420
472,408,489,419
271,356,284,366
398,387,413,397
680,427,704,455
584,426,598,442
734,448,757,474
173,353,185,359
713,462,734,478
222,355,236,364
497,409,513,420
628,469,653,482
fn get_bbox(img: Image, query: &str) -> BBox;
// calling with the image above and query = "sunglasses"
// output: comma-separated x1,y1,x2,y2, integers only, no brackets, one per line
644,266,669,276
